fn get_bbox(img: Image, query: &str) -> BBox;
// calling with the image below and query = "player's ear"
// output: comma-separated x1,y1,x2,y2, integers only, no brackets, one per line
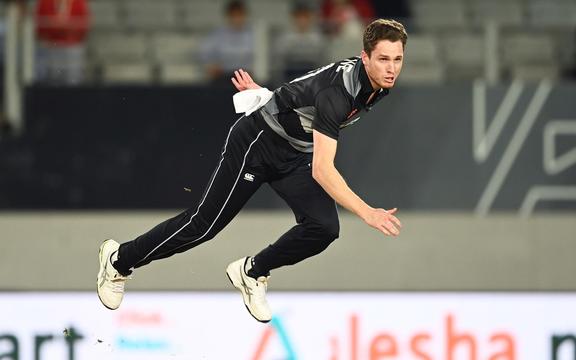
361,50,369,65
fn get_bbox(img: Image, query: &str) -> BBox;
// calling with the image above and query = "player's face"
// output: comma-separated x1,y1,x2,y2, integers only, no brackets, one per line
361,40,404,89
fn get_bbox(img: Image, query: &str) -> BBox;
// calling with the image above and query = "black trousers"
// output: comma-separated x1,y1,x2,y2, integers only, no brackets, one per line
114,113,339,276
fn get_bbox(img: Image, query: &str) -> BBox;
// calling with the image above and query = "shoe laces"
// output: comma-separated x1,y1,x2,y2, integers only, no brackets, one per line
111,280,125,293
109,273,130,293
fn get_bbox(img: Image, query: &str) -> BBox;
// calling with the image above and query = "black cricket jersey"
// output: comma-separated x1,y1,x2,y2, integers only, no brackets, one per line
258,56,389,152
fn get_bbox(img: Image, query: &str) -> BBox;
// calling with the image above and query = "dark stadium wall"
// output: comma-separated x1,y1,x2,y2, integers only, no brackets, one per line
0,82,573,212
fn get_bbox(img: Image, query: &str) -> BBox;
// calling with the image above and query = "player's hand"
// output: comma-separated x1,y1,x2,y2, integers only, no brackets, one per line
363,207,402,236
231,69,262,91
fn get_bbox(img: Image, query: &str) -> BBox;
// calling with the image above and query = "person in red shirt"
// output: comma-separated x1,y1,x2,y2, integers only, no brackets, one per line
321,0,375,36
35,0,90,84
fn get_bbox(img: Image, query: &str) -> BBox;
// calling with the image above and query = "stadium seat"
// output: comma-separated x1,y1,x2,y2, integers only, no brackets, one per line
502,34,556,65
123,0,179,30
441,33,486,81
412,2,468,30
401,36,445,84
182,1,225,30
159,64,205,84
327,35,362,62
510,64,560,81
248,0,291,29
90,33,150,62
102,63,154,84
399,64,445,84
403,36,441,65
527,0,576,27
470,0,524,26
89,1,121,30
502,34,559,80
151,33,202,64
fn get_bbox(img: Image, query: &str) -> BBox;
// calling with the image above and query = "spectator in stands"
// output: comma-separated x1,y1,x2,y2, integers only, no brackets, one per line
321,0,374,36
200,0,254,83
35,0,90,85
274,3,326,82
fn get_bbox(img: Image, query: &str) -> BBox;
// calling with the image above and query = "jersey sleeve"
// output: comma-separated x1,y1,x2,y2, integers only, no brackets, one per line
312,86,352,140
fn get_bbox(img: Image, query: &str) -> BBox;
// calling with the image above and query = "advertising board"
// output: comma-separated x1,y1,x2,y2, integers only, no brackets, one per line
1,292,575,359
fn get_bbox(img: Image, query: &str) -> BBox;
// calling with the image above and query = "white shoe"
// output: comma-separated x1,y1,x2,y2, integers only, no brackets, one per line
226,257,272,323
97,239,129,310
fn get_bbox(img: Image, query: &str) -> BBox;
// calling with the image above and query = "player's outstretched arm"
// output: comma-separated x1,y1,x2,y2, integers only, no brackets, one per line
231,69,262,91
312,130,402,236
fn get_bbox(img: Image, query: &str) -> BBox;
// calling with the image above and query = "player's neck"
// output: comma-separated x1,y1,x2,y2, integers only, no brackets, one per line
366,74,381,91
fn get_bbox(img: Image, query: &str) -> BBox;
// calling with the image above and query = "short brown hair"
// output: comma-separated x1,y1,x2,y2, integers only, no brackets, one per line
363,19,408,55
225,0,246,14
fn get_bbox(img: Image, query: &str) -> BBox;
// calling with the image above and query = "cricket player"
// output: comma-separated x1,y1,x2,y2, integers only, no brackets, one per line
98,19,406,323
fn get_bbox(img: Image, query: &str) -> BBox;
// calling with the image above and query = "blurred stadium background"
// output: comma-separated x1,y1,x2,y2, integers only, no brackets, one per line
0,0,575,358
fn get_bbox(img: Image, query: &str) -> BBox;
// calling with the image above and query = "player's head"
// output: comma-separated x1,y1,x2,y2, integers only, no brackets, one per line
291,3,314,33
361,19,407,90
225,0,248,29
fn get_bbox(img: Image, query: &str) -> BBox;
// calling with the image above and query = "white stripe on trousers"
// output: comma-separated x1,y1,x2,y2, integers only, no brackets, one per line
137,118,263,263
137,116,244,263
